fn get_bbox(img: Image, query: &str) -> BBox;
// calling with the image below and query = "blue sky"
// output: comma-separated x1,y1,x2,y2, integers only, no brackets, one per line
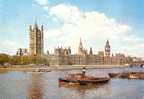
0,0,144,57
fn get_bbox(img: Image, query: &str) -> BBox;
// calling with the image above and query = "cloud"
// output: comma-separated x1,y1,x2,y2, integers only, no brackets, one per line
0,40,20,55
30,2,144,57
118,36,144,57
35,0,48,6
43,4,144,57
49,4,131,38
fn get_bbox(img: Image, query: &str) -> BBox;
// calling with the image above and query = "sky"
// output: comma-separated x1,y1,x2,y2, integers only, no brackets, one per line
0,0,144,57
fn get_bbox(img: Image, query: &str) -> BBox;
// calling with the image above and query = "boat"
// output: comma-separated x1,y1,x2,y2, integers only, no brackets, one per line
108,73,120,78
109,72,144,80
59,73,110,86
32,69,51,72
128,75,138,79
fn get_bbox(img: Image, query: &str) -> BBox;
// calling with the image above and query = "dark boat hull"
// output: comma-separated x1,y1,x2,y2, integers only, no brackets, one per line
59,78,110,85
109,72,144,80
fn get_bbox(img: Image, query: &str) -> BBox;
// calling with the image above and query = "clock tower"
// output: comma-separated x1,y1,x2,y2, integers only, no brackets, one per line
105,40,111,56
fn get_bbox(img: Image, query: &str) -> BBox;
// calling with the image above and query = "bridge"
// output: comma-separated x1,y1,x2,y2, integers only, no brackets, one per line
130,61,144,68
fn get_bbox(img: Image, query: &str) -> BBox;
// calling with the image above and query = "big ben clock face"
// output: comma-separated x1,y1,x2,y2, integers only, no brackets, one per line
105,47,110,52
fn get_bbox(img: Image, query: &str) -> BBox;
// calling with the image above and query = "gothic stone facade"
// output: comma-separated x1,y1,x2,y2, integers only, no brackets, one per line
29,23,44,55
48,39,131,65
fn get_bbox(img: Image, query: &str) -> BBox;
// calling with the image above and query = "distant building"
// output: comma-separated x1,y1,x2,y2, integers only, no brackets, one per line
105,40,111,56
104,40,111,64
15,23,139,66
26,23,138,66
111,53,126,65
78,38,87,56
48,47,72,65
89,47,93,55
16,48,28,56
48,39,134,66
29,22,44,55
97,51,105,64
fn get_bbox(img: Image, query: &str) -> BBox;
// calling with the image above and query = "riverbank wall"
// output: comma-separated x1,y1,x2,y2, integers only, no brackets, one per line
0,64,129,72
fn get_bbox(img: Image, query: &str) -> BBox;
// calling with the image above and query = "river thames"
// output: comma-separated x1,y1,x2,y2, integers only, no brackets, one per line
0,67,144,99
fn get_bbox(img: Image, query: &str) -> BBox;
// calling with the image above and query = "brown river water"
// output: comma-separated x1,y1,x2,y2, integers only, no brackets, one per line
0,67,144,99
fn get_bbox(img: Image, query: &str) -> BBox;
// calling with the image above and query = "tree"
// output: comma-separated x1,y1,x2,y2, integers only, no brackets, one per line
9,56,21,65
9,55,49,66
0,54,10,65
28,55,49,65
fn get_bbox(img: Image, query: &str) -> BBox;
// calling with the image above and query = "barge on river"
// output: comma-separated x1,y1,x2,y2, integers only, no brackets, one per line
59,73,110,85
109,72,144,80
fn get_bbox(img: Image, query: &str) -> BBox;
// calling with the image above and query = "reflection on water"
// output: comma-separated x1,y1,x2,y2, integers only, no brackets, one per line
63,83,112,99
0,69,9,74
28,73,43,99
0,67,143,99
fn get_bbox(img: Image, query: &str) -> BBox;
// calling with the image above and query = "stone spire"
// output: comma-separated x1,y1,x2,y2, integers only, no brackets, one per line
34,20,38,29
68,46,71,54
79,38,83,49
89,47,93,55
41,25,44,31
106,40,110,48
29,25,32,31
78,38,84,54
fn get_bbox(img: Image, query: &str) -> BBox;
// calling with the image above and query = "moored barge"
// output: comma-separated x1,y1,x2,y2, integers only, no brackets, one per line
59,73,110,86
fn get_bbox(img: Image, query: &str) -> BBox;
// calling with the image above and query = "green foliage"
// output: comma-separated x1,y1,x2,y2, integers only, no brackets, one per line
28,55,49,65
0,54,9,65
10,55,49,65
0,53,49,66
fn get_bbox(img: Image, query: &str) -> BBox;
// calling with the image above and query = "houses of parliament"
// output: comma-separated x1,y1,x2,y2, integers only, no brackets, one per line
16,22,134,65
